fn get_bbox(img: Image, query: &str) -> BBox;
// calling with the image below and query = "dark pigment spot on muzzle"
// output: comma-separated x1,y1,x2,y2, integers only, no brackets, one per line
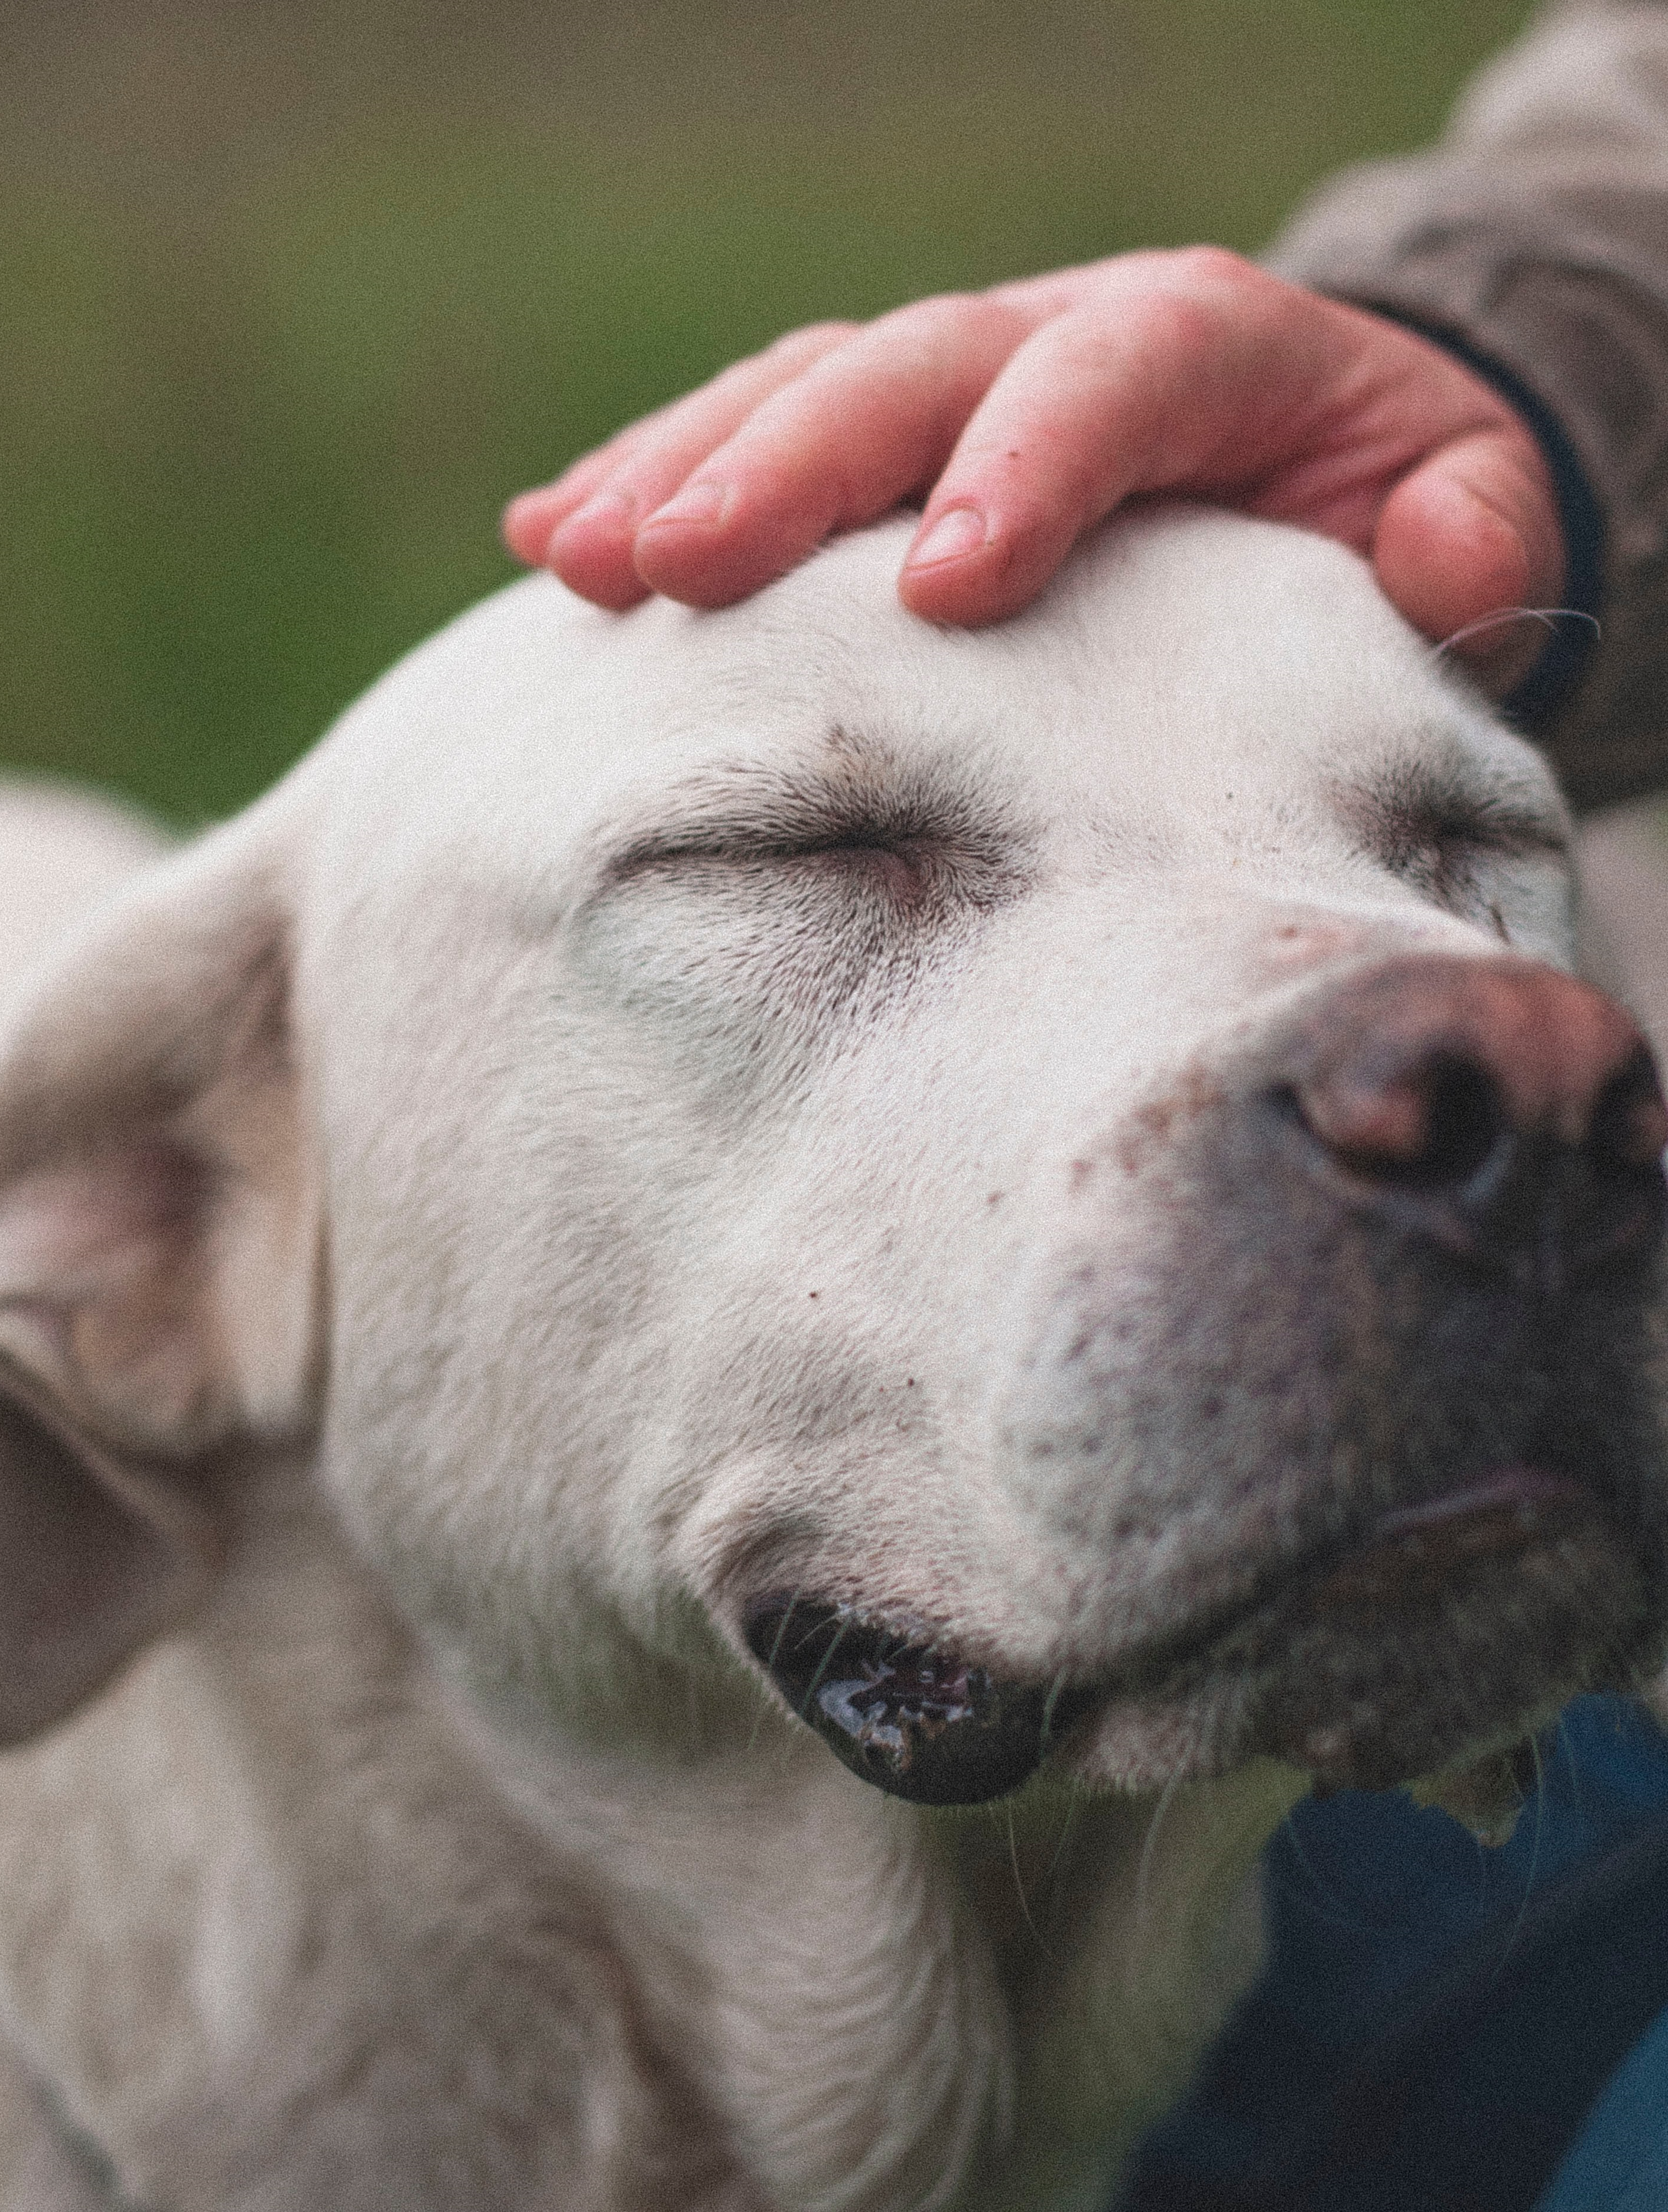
743,1596,1093,1805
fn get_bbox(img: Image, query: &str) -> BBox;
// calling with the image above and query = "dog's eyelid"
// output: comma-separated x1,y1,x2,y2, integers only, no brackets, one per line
1425,807,1568,861
590,780,1027,898
1339,771,1570,875
602,816,929,879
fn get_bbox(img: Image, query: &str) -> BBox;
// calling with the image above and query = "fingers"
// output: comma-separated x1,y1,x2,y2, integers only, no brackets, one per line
629,294,1036,606
511,250,1273,619
893,325,1137,625
502,436,643,568
504,248,1571,678
897,253,1284,623
502,323,860,608
898,268,1570,654
1372,421,1565,693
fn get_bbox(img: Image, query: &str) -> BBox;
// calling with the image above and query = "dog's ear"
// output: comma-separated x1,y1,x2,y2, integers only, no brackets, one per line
0,818,319,1742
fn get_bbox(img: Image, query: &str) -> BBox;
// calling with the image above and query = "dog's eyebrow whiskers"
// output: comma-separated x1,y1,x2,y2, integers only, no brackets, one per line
1429,606,1601,662
594,759,923,883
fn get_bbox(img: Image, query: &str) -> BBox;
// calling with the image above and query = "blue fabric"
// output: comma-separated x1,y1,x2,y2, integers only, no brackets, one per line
1266,1696,1668,2042
1540,2003,1668,2212
1118,1695,1668,2211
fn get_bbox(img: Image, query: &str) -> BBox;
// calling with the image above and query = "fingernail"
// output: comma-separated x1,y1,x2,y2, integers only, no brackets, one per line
503,491,564,560
544,493,636,570
558,489,635,536
908,506,989,568
645,480,732,530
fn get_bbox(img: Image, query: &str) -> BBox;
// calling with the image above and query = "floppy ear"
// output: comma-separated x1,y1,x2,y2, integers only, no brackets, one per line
0,817,320,1742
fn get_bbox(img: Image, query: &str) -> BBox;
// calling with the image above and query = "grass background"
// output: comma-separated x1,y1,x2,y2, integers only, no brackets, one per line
3,0,1534,824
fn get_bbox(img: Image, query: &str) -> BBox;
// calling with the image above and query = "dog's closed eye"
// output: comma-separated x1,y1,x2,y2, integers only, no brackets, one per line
572,754,1032,1048
1341,759,1569,924
613,818,991,916
596,749,1031,920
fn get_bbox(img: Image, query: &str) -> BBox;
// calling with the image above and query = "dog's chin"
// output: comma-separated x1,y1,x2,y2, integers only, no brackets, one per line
747,1467,1660,1813
1075,1464,1657,1799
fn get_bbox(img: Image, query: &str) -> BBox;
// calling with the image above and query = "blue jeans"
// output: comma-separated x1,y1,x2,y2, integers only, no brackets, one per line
1118,1697,1668,2211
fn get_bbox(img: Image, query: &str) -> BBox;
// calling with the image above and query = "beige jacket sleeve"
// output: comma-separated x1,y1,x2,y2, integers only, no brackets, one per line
1269,1,1668,810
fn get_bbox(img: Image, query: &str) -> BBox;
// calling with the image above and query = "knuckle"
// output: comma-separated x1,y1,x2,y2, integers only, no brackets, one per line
1114,283,1228,359
1164,242,1260,293
1071,246,1272,346
880,291,998,349
772,319,860,356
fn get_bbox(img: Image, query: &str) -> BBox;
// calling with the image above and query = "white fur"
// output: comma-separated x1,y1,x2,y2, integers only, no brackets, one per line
0,510,1630,2211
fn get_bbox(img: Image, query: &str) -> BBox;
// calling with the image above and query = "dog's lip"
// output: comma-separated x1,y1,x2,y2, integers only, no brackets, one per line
743,1464,1612,1805
1276,1463,1594,1622
1091,1461,1603,1700
741,1591,1101,1805
1368,1466,1588,1545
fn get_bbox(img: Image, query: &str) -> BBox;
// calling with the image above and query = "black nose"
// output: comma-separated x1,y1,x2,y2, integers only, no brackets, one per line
1280,956,1668,1287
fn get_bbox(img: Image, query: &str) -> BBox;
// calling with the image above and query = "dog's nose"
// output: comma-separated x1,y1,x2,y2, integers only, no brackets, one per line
1283,956,1668,1285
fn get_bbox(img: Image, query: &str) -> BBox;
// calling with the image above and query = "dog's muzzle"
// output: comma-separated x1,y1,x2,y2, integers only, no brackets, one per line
743,954,1668,1810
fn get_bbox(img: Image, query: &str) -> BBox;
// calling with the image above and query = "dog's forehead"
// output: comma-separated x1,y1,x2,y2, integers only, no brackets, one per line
568,509,1482,814
312,506,1539,903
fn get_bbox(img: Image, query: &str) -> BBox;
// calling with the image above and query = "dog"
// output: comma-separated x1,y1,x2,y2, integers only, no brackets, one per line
0,506,1663,2212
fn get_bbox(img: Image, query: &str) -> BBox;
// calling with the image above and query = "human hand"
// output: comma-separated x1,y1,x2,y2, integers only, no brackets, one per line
503,248,1564,691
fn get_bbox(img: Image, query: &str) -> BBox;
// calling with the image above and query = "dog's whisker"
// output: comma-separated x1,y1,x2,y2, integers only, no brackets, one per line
747,1587,805,1753
1006,1803,1048,1957
796,1615,852,1719
1552,1711,1577,1798
1496,1733,1550,1975
1127,1771,1185,1999
1428,605,1601,660
1038,1781,1084,1902
1040,1669,1068,1747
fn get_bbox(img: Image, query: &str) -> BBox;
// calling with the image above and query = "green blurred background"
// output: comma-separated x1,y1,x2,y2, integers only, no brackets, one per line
2,0,1533,825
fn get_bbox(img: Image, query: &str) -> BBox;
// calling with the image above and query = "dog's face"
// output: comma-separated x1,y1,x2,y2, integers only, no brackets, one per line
0,509,1663,1823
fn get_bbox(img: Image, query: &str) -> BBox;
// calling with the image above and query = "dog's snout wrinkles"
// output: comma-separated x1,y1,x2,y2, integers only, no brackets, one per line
1285,956,1668,1284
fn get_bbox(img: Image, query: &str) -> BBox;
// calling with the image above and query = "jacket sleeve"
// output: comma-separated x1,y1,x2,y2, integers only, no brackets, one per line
1267,1,1668,810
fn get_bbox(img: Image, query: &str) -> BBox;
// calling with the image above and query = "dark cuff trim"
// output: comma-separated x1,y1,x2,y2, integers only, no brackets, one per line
1370,311,1607,730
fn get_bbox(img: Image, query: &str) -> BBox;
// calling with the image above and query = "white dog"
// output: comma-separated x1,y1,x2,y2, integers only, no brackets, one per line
0,509,1663,2212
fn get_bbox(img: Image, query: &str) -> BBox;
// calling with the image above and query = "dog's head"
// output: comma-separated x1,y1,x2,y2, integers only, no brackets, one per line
0,509,1663,1821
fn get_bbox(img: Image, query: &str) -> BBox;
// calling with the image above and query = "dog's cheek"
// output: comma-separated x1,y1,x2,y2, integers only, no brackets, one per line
569,868,971,1116
315,1079,782,1757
